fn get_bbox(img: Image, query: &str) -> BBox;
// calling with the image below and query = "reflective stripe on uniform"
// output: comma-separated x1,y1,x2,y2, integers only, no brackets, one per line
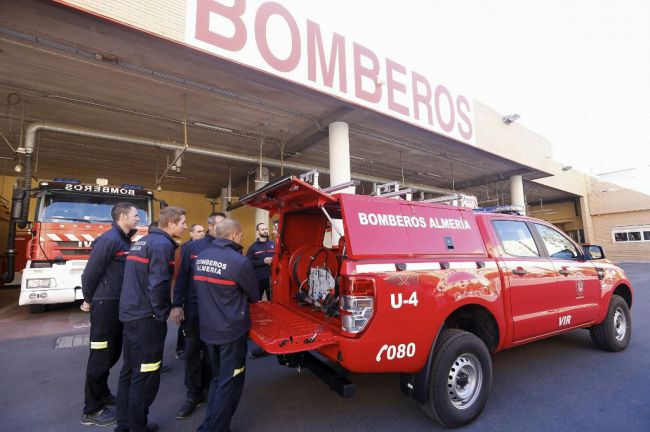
233,366,245,377
140,361,162,373
193,275,236,286
127,255,150,264
90,341,108,349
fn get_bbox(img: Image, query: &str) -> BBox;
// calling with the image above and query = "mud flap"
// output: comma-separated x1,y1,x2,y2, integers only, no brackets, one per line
249,302,336,354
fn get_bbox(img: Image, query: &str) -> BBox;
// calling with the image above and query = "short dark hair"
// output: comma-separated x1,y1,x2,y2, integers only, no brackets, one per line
256,222,267,231
111,202,136,222
158,206,186,228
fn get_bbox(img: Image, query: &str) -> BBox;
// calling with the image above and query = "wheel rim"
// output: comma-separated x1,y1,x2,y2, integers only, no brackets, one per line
447,353,483,410
614,307,627,341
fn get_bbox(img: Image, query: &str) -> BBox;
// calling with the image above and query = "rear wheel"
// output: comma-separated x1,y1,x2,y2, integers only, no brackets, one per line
29,304,46,313
422,329,492,428
590,295,631,352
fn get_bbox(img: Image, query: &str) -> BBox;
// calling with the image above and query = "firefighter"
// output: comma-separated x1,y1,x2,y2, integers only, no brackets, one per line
245,222,275,301
175,223,206,361
80,202,140,427
115,206,187,432
170,212,226,420
195,219,259,432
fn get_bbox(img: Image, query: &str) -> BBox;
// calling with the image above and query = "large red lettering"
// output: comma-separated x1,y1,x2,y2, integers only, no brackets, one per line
195,0,247,52
306,20,347,92
434,85,455,133
255,2,301,72
411,71,433,125
456,95,473,141
353,43,381,103
386,59,409,116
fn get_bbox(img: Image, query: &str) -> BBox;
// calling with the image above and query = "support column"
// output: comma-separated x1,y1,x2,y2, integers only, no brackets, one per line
510,175,526,214
254,166,269,230
220,187,229,217
329,122,354,194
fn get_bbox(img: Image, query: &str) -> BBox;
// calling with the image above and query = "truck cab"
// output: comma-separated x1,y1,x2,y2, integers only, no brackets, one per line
239,174,633,428
18,179,153,312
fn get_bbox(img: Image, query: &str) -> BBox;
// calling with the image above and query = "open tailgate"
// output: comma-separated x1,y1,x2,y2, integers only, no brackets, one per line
249,302,337,354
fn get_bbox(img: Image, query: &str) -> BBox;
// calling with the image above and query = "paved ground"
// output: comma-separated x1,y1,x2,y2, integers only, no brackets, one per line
0,263,648,431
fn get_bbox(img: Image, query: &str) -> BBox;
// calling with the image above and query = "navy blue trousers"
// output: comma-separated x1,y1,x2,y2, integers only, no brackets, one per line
197,334,248,432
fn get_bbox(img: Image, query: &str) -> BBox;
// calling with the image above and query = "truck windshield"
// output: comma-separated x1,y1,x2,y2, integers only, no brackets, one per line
38,192,150,225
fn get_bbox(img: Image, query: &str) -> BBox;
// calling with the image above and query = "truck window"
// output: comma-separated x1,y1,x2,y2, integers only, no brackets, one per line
493,220,540,257
39,192,149,225
533,223,579,259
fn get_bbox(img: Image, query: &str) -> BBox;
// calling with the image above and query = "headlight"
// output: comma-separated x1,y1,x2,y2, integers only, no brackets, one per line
27,278,53,289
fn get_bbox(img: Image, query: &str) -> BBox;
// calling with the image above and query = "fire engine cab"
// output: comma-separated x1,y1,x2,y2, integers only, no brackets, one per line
17,179,152,313
238,174,633,428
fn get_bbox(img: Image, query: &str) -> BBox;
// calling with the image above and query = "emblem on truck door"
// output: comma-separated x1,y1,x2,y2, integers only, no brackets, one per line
576,280,585,299
559,315,572,326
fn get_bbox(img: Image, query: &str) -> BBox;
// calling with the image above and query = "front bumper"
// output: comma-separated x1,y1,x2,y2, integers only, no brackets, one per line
19,260,87,306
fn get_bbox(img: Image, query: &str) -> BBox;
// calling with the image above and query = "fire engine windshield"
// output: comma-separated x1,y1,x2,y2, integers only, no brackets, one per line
38,192,150,225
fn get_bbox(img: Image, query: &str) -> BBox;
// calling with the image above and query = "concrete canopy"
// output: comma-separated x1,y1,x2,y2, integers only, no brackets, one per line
0,0,571,204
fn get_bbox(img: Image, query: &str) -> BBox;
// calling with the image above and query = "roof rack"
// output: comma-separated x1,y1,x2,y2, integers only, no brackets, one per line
474,205,525,215
299,170,320,189
298,170,359,193
420,193,478,209
374,181,415,199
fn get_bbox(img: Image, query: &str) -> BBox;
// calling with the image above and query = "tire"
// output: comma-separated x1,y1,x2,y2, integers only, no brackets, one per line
29,304,46,313
422,329,492,428
590,295,631,352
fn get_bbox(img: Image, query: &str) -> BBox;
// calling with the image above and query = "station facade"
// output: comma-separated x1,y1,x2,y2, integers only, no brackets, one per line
0,0,647,262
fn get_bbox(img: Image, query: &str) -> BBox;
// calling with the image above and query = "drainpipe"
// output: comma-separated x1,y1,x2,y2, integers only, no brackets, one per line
22,122,456,195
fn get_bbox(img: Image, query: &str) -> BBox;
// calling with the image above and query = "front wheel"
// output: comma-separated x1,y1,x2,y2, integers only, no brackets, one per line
422,329,492,428
590,295,631,352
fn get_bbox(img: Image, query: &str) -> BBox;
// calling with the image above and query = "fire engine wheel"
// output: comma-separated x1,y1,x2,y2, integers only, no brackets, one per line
422,329,492,428
29,304,46,313
589,295,631,352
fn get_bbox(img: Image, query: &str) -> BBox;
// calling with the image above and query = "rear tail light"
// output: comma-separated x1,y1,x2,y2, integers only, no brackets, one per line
340,277,375,334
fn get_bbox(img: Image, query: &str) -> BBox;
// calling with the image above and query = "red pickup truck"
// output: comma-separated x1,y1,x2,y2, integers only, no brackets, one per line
240,175,632,427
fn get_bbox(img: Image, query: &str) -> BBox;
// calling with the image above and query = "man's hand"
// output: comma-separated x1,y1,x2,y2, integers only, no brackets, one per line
170,307,185,326
263,257,272,265
80,301,91,312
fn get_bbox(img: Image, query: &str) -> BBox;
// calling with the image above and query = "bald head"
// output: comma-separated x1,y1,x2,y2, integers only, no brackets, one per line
216,218,243,244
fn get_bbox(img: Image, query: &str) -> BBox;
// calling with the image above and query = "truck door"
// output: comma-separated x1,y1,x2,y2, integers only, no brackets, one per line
532,223,600,327
492,220,558,342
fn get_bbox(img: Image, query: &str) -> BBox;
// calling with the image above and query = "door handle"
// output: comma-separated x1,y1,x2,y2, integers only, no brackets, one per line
512,267,528,275
558,268,571,276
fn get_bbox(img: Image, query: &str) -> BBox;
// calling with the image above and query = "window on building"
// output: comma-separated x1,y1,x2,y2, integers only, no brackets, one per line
628,232,642,241
614,232,629,242
612,226,650,242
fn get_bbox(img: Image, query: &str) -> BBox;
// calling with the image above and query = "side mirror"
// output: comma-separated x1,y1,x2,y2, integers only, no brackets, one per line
583,244,605,260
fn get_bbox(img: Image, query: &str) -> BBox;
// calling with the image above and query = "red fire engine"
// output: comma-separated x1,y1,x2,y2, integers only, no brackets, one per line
13,179,153,313
237,174,632,427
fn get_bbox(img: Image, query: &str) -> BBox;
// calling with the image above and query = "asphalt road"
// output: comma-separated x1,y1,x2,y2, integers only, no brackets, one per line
0,263,648,432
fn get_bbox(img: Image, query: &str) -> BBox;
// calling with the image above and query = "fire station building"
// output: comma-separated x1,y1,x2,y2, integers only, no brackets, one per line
0,0,648,262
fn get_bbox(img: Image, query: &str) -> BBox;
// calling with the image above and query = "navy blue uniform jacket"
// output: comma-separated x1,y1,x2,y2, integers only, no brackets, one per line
81,222,134,303
195,238,259,345
119,228,178,322
245,239,275,281
173,234,215,307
